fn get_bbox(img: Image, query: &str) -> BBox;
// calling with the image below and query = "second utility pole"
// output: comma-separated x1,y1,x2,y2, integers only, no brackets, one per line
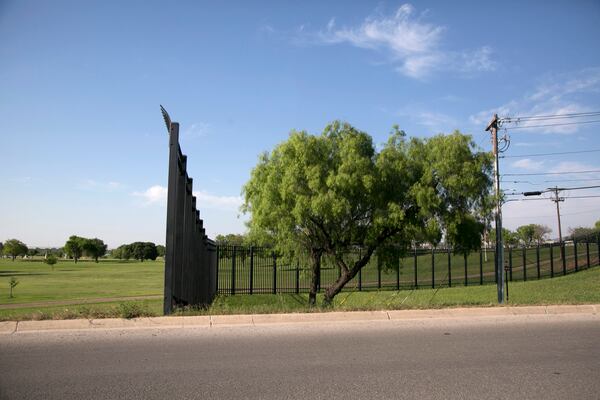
486,114,504,304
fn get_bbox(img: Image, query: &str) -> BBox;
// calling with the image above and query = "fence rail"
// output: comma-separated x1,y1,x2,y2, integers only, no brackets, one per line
216,234,600,296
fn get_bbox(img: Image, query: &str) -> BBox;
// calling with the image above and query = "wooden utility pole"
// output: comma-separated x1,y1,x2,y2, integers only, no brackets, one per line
486,114,505,304
551,186,565,262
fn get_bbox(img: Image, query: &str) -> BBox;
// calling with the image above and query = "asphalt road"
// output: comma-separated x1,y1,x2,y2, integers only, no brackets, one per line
1,315,598,400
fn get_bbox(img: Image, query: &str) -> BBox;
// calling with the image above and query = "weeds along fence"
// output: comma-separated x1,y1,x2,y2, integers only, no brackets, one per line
162,107,217,314
216,234,600,295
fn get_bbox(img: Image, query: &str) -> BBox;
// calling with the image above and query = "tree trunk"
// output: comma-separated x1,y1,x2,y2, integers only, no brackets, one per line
323,270,356,306
12,255,16,261
308,249,322,306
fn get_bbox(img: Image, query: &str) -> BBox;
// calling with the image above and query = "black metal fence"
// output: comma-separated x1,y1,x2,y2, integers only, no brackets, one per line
162,107,217,314
216,234,600,295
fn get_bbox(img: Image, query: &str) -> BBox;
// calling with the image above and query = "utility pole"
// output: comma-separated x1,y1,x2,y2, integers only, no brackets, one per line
551,186,565,262
486,114,504,304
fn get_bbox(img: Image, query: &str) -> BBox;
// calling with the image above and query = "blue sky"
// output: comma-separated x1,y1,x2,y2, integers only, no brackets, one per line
1,1,599,248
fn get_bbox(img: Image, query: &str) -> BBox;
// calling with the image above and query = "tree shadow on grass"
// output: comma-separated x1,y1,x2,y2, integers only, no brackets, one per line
0,272,48,277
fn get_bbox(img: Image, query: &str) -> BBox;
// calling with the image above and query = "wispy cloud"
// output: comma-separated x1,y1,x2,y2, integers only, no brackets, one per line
312,4,495,79
470,68,600,134
511,158,544,171
184,122,211,138
132,185,242,211
80,179,123,192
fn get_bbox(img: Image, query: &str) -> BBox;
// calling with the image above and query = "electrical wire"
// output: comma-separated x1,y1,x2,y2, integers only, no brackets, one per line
503,119,600,130
500,148,600,158
503,170,600,176
499,111,600,122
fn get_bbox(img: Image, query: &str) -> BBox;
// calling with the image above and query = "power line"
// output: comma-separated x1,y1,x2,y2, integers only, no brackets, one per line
500,148,600,158
503,169,600,176
499,111,600,122
563,195,600,199
503,119,600,130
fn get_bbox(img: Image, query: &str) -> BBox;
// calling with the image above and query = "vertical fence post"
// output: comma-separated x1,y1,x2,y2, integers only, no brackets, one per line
378,256,382,289
272,252,277,295
464,253,468,286
358,249,362,291
414,248,418,289
522,246,527,282
562,243,567,276
550,244,554,278
479,249,483,286
431,249,435,289
574,238,578,272
597,233,600,266
586,239,590,269
215,246,220,294
249,247,254,295
295,260,300,294
231,246,236,295
536,245,540,279
509,247,513,281
396,256,400,291
447,248,452,288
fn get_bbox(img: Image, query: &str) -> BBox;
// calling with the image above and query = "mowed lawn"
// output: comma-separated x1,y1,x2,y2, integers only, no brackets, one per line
0,258,164,305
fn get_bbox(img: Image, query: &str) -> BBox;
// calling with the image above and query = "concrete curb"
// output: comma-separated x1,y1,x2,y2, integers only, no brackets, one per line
1,304,597,334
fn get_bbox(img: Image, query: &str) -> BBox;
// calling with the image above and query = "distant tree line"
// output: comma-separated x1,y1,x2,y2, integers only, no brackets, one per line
111,242,164,262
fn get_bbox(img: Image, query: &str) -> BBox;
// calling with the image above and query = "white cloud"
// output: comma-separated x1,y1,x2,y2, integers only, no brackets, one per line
132,185,167,205
193,191,243,211
511,158,544,171
132,185,243,211
315,4,495,79
470,68,600,133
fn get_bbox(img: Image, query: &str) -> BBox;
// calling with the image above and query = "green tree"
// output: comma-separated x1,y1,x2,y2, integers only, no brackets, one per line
215,234,247,246
9,277,19,298
64,236,86,263
2,239,28,261
83,238,107,263
129,242,158,262
243,122,492,306
569,226,595,240
516,224,536,246
44,255,58,271
156,245,165,258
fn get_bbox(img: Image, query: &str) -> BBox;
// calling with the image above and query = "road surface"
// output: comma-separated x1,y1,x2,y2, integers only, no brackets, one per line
1,314,598,399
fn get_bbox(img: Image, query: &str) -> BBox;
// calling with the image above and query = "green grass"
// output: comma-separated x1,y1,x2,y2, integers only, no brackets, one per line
1,256,598,321
0,258,163,304
179,266,600,316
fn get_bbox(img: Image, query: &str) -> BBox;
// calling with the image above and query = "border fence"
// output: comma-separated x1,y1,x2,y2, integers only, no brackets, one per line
216,234,600,296
162,107,217,314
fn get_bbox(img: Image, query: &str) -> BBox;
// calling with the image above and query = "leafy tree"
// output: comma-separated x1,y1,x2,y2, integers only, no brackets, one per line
9,277,19,298
569,226,596,240
44,255,58,271
156,245,165,258
64,236,86,263
83,238,107,263
129,242,158,262
215,234,247,246
532,224,551,244
243,122,492,306
516,225,536,246
112,244,132,260
595,219,600,231
2,239,28,261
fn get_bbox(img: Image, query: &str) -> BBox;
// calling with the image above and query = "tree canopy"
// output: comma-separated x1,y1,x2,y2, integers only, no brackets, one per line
82,238,107,262
2,239,28,261
112,242,158,262
243,122,492,305
64,236,86,263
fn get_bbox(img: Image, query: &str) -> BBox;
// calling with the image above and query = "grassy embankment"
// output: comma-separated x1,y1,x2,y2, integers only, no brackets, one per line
1,257,598,321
